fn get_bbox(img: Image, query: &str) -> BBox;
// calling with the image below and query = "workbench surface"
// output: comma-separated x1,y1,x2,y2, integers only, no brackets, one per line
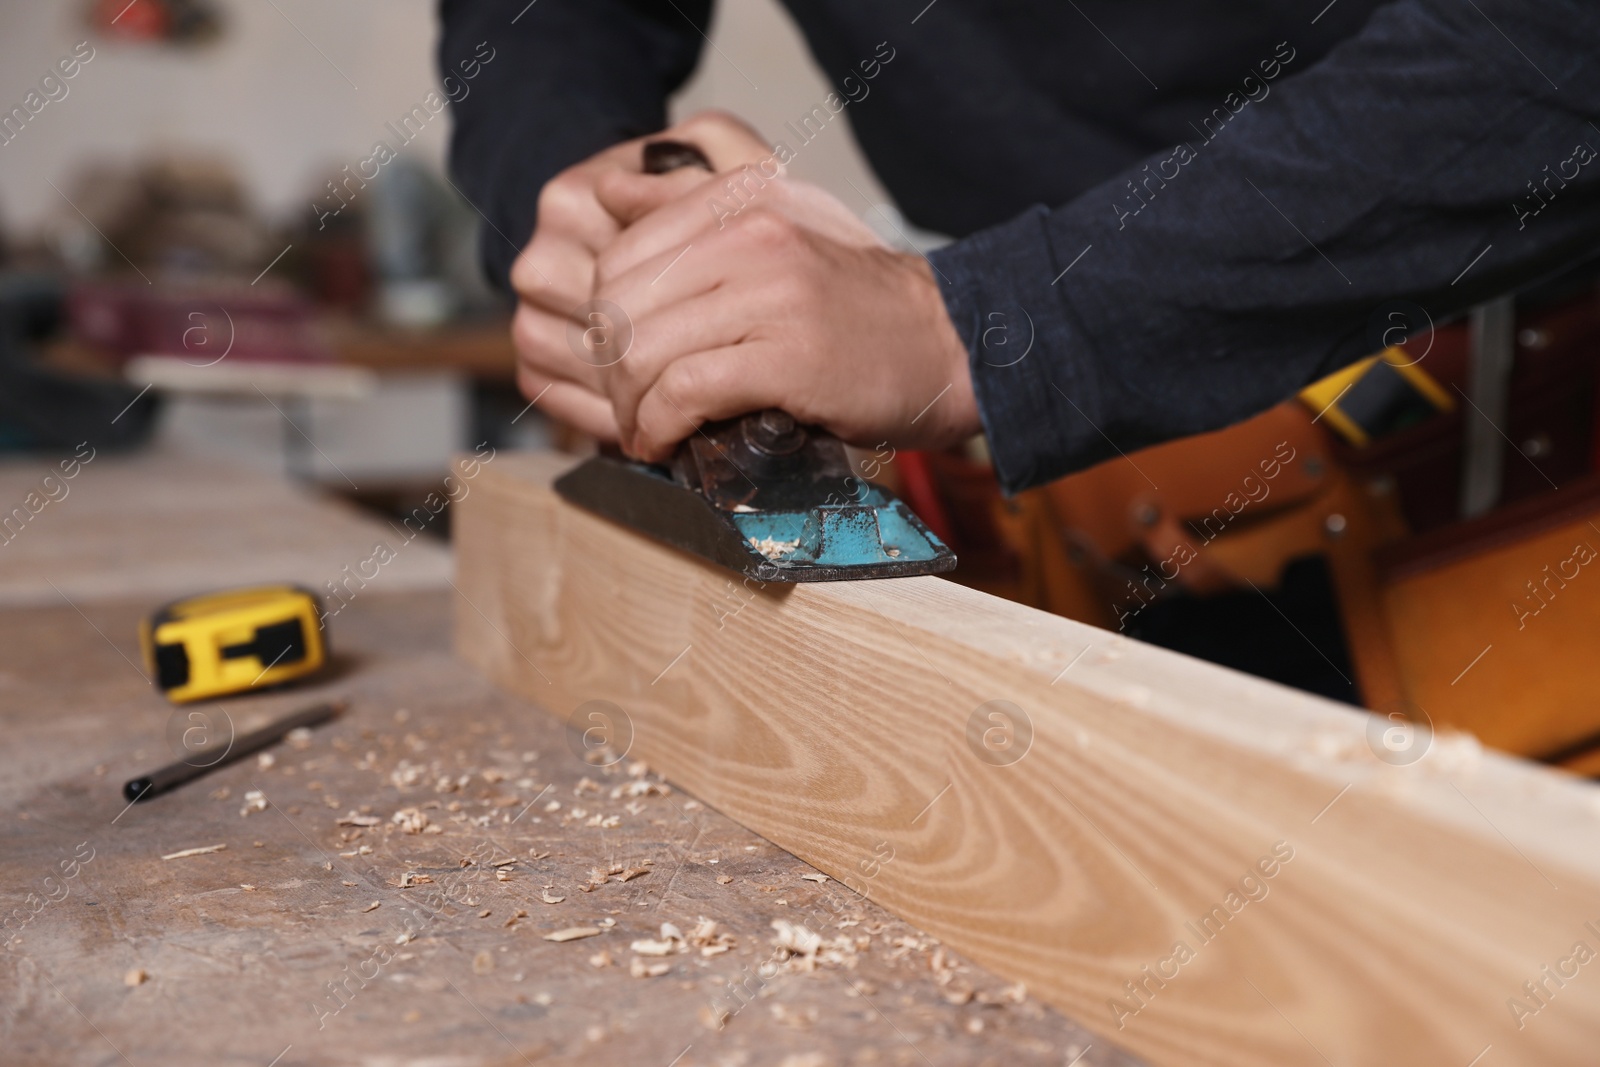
0,451,1141,1067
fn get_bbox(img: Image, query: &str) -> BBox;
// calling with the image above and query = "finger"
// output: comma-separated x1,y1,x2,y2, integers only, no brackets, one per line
628,344,791,462
512,302,607,394
597,209,777,327
595,168,766,286
605,285,763,443
534,161,625,256
594,167,713,228
667,110,773,169
516,367,620,442
512,237,597,320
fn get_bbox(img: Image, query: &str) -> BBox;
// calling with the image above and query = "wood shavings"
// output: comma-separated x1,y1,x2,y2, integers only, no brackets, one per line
286,726,314,749
629,956,671,978
544,800,561,813
389,761,427,789
490,858,517,867
540,890,565,905
391,808,429,834
239,791,267,816
394,872,434,889
588,950,611,968
479,909,491,918
161,844,227,861
209,786,230,801
336,812,379,827
612,778,672,800
124,968,147,986
256,752,275,769
239,884,256,892
769,920,860,972
482,768,508,784
749,535,801,560
341,881,357,888
939,982,974,1005
801,873,828,883
575,777,601,795
715,875,733,885
543,926,602,943
395,931,415,945
630,938,679,957
615,867,649,882
338,845,374,858
975,983,1028,1006
504,909,528,929
690,918,736,957
362,902,380,913
771,1003,818,1029
472,950,495,974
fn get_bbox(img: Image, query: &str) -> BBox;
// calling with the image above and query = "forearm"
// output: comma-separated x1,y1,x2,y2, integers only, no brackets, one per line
439,0,710,288
932,0,1600,493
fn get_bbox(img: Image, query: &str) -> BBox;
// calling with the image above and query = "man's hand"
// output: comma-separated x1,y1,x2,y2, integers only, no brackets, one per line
587,173,981,461
507,111,770,441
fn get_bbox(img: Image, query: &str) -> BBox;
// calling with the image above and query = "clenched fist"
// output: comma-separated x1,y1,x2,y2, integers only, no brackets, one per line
508,111,771,441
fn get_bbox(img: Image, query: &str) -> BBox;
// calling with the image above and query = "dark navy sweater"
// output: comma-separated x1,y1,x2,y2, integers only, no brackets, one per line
440,0,1600,491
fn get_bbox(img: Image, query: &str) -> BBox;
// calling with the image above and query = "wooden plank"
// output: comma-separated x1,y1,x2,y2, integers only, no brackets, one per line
455,451,1600,1067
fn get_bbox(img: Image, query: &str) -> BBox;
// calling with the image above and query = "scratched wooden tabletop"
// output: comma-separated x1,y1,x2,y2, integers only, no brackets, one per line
0,450,1142,1067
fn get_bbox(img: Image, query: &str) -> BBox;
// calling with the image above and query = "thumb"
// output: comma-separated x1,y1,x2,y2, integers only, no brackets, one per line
594,167,710,226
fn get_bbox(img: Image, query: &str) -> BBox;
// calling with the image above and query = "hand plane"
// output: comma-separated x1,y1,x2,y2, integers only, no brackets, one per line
552,140,957,583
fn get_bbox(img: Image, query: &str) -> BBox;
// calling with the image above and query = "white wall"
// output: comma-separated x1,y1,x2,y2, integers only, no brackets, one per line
0,1,448,232
0,0,891,239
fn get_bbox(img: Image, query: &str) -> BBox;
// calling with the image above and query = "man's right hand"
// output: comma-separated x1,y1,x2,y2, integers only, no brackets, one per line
508,111,771,442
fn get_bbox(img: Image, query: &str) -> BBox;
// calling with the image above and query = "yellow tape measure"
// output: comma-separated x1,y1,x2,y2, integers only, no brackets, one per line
139,585,327,703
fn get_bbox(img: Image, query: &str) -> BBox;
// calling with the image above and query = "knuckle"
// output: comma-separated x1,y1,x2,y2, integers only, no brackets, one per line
680,108,741,136
509,248,546,294
734,209,798,251
536,170,586,219
658,354,720,403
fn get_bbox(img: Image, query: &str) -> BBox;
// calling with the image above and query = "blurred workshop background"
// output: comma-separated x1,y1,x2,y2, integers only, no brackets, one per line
3,0,1599,772
0,0,900,498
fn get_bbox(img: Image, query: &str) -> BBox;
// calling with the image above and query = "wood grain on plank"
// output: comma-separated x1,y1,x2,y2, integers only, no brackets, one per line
455,452,1600,1067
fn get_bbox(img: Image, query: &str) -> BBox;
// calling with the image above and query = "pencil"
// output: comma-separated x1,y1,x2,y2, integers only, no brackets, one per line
123,700,344,803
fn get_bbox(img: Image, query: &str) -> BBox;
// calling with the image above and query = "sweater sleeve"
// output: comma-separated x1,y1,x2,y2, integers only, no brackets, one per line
928,0,1600,493
438,0,712,289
